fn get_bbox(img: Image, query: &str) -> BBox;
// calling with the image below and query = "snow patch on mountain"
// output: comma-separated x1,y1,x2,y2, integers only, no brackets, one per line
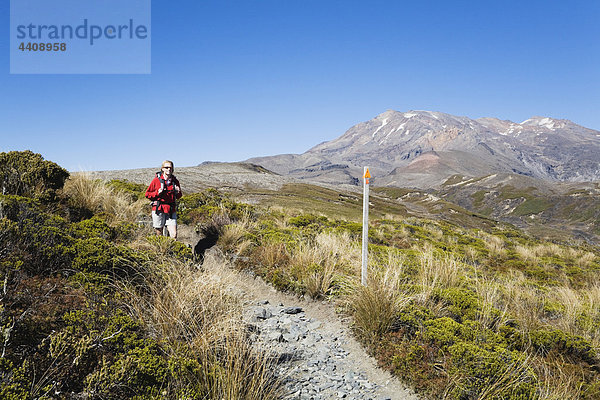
372,118,389,137
521,117,557,130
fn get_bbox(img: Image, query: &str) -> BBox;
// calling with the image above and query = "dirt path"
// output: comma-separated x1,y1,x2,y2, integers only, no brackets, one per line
201,248,419,400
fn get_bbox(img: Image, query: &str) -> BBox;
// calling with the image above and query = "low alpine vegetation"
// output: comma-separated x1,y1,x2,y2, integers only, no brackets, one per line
0,151,283,399
219,206,600,399
2,150,599,399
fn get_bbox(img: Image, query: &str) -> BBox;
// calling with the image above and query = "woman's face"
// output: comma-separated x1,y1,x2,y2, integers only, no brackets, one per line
162,164,173,177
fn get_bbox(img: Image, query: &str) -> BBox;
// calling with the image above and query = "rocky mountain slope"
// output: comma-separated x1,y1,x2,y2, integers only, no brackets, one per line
247,110,600,188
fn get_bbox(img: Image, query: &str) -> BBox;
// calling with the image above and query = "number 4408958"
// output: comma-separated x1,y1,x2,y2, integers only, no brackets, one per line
19,42,67,51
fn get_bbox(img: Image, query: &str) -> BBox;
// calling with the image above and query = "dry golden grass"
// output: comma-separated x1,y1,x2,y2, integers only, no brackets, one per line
218,213,257,255
574,250,597,268
414,245,462,306
218,222,247,249
63,173,146,223
480,233,507,257
473,275,509,330
117,252,284,399
256,241,290,267
302,261,337,300
514,243,598,270
515,244,539,263
534,356,586,400
427,225,444,241
545,285,600,343
290,232,360,298
346,260,410,343
192,332,284,400
499,272,545,332
464,246,481,265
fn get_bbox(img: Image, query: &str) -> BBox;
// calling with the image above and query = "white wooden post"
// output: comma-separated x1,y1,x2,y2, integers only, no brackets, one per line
361,167,371,286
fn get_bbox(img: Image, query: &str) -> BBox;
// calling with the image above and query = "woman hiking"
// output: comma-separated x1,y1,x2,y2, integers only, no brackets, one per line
145,160,182,238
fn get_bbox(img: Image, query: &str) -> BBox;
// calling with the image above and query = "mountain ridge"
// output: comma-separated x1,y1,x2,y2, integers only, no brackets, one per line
247,109,600,188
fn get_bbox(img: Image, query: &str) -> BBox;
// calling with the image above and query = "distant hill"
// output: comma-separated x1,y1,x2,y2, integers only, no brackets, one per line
247,110,600,188
86,162,291,193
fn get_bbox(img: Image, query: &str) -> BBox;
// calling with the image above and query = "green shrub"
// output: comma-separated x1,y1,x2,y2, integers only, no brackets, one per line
71,215,116,240
0,194,41,221
393,304,435,337
424,317,470,346
146,235,193,260
85,342,169,399
330,220,363,238
434,287,480,322
1,199,75,275
178,189,253,225
68,271,110,296
107,179,147,201
446,342,536,399
72,237,120,273
0,358,32,400
529,329,598,365
512,197,551,216
288,214,328,227
0,150,69,201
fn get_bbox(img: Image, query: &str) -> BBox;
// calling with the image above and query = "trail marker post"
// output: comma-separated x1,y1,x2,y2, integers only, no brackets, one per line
361,166,371,286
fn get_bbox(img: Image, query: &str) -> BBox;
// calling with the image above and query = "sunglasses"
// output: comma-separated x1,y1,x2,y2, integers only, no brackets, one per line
163,166,173,169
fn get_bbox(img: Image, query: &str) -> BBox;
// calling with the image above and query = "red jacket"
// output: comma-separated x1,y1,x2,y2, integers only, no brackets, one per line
145,174,182,214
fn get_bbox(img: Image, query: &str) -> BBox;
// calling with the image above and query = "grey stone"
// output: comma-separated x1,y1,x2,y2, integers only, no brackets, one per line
253,307,272,320
308,321,322,330
267,331,284,342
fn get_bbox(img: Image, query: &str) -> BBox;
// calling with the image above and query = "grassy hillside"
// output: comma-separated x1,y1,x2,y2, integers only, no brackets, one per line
0,152,283,399
218,184,600,399
4,152,599,399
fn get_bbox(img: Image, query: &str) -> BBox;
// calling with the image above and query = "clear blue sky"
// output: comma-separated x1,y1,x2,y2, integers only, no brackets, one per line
2,0,599,171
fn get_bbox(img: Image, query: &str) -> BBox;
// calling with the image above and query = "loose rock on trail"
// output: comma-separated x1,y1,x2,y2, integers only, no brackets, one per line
196,248,419,400
246,301,418,400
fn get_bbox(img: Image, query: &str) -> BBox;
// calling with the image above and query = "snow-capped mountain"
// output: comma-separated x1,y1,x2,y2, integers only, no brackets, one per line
247,110,600,188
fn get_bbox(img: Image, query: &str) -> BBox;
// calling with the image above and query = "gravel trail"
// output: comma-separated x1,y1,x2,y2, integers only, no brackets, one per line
198,248,419,400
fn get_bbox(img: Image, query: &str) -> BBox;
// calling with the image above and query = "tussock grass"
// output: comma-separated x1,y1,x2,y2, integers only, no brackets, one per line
219,221,250,251
117,250,285,399
290,232,360,298
192,332,284,400
123,257,241,345
415,245,462,305
535,357,586,400
257,241,290,268
346,260,410,343
514,243,597,270
500,273,546,332
515,244,539,263
480,232,507,256
473,275,510,330
546,285,600,342
218,212,257,256
63,173,146,223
